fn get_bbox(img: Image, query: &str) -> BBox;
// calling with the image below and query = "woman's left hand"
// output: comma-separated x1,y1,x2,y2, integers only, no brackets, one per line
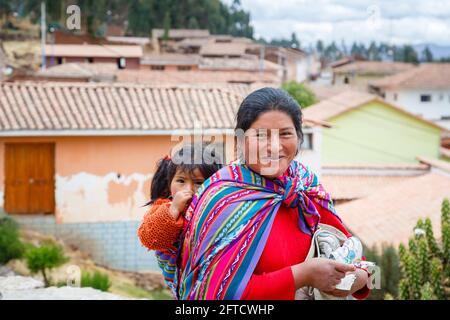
322,268,368,298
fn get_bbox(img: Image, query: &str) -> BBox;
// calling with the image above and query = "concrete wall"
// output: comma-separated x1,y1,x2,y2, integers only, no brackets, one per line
10,214,158,271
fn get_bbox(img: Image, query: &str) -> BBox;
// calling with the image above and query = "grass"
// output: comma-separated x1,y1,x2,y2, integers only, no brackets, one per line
110,282,173,300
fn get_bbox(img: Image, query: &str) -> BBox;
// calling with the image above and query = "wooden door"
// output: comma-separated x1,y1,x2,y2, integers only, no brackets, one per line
4,143,55,214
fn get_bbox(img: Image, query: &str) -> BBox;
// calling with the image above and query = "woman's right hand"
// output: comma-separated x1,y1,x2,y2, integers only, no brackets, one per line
291,257,356,291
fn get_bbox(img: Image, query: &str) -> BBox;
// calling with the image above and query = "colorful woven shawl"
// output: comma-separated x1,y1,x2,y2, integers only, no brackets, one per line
156,159,339,300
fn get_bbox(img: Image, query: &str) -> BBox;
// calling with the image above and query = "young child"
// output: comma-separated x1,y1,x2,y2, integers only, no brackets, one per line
138,142,222,253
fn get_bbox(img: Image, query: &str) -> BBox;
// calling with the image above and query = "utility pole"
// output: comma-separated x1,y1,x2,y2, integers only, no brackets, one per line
41,1,46,70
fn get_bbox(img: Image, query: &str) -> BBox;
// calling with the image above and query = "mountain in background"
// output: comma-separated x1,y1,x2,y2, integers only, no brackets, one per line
414,43,450,60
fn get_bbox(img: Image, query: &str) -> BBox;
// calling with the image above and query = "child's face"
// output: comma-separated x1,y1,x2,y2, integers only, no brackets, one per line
170,168,205,196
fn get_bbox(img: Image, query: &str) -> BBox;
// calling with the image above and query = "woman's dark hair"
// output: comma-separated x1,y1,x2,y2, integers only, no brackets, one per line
145,142,223,206
235,87,303,142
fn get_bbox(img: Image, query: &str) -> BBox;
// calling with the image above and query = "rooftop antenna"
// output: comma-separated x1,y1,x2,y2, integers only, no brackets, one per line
40,1,47,70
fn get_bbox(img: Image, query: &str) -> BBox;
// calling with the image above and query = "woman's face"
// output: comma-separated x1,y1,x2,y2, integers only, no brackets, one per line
243,110,299,179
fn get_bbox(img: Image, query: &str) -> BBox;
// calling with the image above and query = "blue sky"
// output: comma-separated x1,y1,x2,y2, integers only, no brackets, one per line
224,0,450,47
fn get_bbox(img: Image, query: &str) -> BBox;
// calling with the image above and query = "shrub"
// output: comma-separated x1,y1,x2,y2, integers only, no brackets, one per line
81,270,111,292
398,198,450,300
281,81,317,108
363,243,401,299
0,216,25,264
25,241,69,287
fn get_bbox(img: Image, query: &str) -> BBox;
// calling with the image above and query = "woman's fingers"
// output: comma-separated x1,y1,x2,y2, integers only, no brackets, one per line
334,270,346,279
333,261,356,273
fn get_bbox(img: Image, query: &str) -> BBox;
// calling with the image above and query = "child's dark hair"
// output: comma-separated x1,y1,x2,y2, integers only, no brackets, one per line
145,142,223,206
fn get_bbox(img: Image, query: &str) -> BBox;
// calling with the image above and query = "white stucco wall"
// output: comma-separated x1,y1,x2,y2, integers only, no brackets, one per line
297,126,322,177
384,89,450,120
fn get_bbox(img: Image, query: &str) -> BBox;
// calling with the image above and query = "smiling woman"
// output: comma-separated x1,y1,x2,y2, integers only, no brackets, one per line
172,88,370,300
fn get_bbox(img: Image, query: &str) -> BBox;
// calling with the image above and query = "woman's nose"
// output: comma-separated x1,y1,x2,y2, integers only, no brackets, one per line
267,134,282,155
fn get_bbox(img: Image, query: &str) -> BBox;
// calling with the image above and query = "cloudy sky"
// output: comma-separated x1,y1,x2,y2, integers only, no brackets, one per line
224,0,450,47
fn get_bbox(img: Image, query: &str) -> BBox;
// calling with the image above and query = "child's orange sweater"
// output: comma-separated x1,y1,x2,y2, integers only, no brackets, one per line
137,198,185,251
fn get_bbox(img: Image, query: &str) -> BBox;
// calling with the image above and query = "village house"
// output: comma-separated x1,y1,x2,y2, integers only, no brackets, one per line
332,157,450,249
369,63,450,130
332,61,414,89
0,81,324,272
320,163,431,205
303,90,447,165
44,44,143,70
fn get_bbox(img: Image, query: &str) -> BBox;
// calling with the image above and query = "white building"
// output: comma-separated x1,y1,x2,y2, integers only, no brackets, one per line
369,63,450,129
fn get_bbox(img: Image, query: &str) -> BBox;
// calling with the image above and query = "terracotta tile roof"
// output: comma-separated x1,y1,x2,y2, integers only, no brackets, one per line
336,172,450,248
200,57,281,71
106,36,151,46
0,82,240,132
175,37,211,48
305,83,358,101
45,44,143,58
200,42,247,56
116,69,280,84
369,63,450,90
333,61,414,76
152,29,210,39
441,147,450,158
417,156,450,173
322,163,430,170
0,82,324,134
141,54,200,66
322,175,420,200
303,90,376,121
37,63,117,80
303,90,447,130
321,163,430,201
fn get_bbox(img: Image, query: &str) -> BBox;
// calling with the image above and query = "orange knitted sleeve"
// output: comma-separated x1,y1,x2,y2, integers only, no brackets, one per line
137,198,185,251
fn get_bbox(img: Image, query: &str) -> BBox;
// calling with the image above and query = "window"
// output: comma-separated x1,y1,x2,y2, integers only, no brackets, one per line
393,93,398,101
344,76,349,84
57,57,63,65
302,133,313,150
177,66,192,71
86,58,94,63
151,65,165,71
420,94,431,102
117,57,126,69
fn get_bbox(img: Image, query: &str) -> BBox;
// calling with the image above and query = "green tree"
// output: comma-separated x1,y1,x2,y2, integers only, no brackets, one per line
316,40,324,55
281,81,317,108
421,46,434,62
25,241,69,287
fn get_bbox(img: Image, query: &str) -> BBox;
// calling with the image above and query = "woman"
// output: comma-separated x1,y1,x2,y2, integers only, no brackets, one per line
173,87,370,300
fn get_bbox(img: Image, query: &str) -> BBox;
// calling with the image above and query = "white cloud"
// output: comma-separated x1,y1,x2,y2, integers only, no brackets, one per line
224,0,450,45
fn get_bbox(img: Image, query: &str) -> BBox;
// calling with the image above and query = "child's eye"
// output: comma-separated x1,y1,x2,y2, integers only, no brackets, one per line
177,179,185,183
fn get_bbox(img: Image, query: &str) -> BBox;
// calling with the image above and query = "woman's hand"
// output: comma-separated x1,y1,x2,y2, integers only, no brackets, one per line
169,190,194,219
291,257,356,291
322,268,369,298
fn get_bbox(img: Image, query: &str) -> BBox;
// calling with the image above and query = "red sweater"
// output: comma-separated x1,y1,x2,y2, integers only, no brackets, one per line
241,203,370,300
